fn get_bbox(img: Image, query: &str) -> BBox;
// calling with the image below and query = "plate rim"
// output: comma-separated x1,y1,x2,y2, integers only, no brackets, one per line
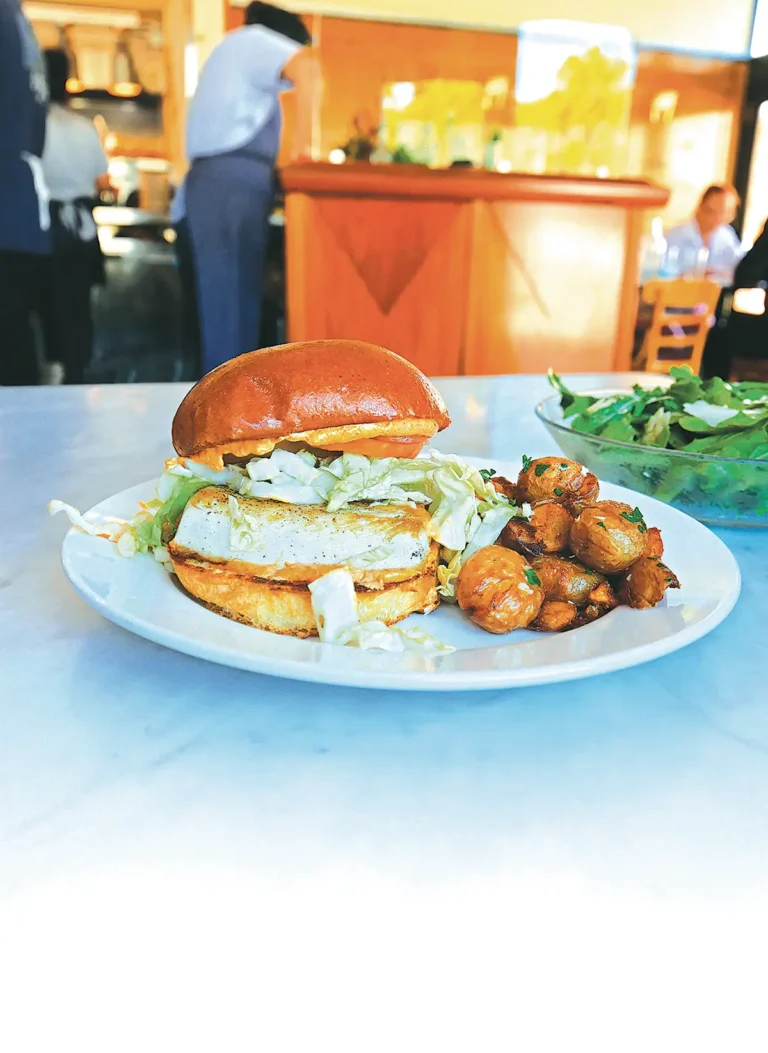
59,458,742,692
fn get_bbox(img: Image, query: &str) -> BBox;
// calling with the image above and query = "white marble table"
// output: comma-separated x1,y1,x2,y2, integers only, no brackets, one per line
1,374,766,1053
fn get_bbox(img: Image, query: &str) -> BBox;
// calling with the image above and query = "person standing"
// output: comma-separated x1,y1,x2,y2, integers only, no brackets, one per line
0,0,49,385
40,48,110,383
664,184,742,286
173,1,314,376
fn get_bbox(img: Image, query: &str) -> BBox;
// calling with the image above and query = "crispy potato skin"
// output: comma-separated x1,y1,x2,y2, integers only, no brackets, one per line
615,558,681,610
517,457,599,511
574,603,608,626
530,501,574,553
492,475,518,503
569,501,648,574
531,600,579,632
526,561,619,631
499,503,574,558
456,545,543,634
644,526,664,560
499,517,546,559
530,554,604,605
587,580,618,610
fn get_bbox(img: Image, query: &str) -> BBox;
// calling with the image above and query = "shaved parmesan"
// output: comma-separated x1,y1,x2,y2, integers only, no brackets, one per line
682,401,740,426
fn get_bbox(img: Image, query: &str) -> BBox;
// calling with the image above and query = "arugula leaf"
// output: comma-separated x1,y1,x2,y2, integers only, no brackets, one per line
703,377,743,409
683,422,768,458
547,370,596,417
601,417,636,442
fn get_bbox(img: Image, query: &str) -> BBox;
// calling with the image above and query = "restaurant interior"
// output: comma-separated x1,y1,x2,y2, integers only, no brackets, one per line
21,0,768,382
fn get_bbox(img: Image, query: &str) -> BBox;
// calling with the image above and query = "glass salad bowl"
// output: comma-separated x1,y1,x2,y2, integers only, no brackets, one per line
536,393,768,527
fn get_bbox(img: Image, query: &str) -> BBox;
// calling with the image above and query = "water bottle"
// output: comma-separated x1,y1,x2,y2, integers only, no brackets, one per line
640,217,668,282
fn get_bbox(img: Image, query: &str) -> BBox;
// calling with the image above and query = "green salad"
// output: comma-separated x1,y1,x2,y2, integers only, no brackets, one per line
549,368,768,458
545,368,768,522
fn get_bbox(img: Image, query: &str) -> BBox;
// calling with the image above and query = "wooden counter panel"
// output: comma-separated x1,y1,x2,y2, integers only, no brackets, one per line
464,200,628,374
284,164,668,375
285,193,470,375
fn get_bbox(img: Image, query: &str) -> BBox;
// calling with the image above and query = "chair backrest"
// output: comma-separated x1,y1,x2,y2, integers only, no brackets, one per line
640,278,721,375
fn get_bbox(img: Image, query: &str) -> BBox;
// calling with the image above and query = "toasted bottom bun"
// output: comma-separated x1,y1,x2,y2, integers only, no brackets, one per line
170,552,440,638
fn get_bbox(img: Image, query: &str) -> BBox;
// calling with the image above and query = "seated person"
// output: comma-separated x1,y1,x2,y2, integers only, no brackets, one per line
665,184,742,286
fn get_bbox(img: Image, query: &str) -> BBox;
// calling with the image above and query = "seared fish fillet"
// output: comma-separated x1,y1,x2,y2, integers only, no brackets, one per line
170,486,433,585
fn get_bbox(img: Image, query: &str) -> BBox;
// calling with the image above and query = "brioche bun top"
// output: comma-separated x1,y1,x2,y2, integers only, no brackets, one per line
171,340,451,467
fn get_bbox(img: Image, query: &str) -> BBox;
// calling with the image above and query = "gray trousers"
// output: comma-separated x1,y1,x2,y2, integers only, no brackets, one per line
185,153,274,375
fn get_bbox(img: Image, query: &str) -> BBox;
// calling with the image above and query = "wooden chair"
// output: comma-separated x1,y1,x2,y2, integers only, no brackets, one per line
635,278,722,375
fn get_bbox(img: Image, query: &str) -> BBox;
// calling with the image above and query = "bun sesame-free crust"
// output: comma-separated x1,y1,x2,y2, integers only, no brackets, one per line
172,340,450,466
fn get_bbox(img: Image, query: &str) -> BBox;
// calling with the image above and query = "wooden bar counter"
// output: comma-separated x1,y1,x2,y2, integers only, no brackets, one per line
282,162,669,376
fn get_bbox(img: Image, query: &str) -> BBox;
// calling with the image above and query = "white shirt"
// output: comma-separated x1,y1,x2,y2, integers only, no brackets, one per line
186,25,299,159
664,218,742,286
171,26,299,223
42,104,107,202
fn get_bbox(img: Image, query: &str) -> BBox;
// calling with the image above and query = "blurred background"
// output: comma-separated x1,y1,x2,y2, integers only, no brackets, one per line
18,0,768,383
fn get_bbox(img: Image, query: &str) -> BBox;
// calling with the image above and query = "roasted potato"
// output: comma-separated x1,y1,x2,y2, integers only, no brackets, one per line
644,526,664,560
492,475,518,503
615,557,681,610
456,545,544,634
569,501,648,574
500,502,573,558
529,501,574,553
517,456,599,511
587,580,618,610
531,600,579,632
530,554,604,606
574,603,609,626
499,517,546,559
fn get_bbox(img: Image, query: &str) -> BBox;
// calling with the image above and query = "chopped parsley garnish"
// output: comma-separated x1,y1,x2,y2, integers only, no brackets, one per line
479,468,496,482
554,487,564,497
521,454,532,472
596,521,607,530
524,567,542,587
534,463,549,477
621,507,645,524
560,463,569,469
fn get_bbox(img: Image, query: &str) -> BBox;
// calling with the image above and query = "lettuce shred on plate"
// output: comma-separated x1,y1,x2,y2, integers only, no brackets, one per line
49,448,521,654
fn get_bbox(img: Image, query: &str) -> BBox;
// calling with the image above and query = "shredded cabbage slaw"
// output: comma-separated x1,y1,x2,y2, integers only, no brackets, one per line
50,447,521,653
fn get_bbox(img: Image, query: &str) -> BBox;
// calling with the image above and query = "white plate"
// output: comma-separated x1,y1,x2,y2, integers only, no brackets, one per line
60,457,741,692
